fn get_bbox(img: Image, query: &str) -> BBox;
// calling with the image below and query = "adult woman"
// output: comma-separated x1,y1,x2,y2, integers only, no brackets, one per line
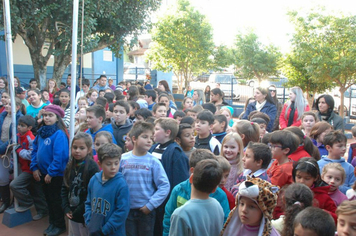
210,88,228,106
269,85,282,131
241,87,277,132
279,87,310,130
192,89,205,106
46,79,59,103
204,85,211,102
315,94,344,131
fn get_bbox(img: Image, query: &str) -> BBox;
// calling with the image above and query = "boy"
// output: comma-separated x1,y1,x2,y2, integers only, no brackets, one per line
163,149,230,236
347,125,356,163
216,156,235,210
152,103,167,119
169,159,224,236
173,110,185,124
185,109,197,120
251,117,268,140
84,143,130,236
86,105,117,154
212,114,227,143
293,207,335,236
29,78,38,89
195,110,221,155
145,90,156,111
336,200,356,236
10,115,48,219
318,130,356,194
267,130,299,188
120,121,170,236
149,118,190,235
16,87,30,107
128,101,139,122
111,100,133,152
176,123,195,158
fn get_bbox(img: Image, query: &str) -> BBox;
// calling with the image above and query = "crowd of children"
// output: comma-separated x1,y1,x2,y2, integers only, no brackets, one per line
1,78,356,236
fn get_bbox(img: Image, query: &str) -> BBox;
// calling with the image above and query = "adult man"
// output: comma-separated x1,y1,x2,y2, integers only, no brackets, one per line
92,75,109,91
65,74,80,94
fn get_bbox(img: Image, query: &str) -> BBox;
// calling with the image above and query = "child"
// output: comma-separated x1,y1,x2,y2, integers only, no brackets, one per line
61,133,99,236
195,110,221,155
216,156,236,210
104,103,115,124
300,111,318,138
176,123,196,158
348,125,356,165
74,107,87,134
169,159,224,236
30,105,69,235
84,143,130,236
145,90,156,111
336,200,356,236
318,130,356,194
93,131,113,167
293,207,335,236
321,163,348,206
41,89,51,105
87,89,98,106
251,117,268,141
134,108,153,122
346,182,356,200
212,114,227,143
220,106,234,127
185,109,198,120
58,89,71,128
10,115,48,219
163,149,230,236
159,93,175,117
221,178,280,236
111,101,133,152
267,130,299,188
173,110,185,124
182,97,193,111
310,121,333,157
293,157,337,222
152,102,167,119
120,121,170,236
86,105,117,155
221,133,244,191
284,126,317,161
232,120,260,149
77,96,89,110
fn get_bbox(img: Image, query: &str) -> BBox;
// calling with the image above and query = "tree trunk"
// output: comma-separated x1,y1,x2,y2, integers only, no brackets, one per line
339,86,347,118
53,54,72,85
30,53,48,89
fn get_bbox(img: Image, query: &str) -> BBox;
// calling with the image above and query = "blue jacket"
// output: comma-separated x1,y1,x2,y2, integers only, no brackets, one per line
318,157,356,194
111,119,133,152
30,125,69,177
241,101,277,132
163,179,230,236
84,171,130,236
86,124,118,155
312,139,328,157
0,110,23,154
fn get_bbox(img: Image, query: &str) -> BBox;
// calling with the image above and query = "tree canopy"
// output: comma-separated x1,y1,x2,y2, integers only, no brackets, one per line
0,0,161,87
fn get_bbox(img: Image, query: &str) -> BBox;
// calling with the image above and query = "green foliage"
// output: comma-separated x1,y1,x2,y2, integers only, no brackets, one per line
232,31,281,82
212,45,234,70
145,0,214,91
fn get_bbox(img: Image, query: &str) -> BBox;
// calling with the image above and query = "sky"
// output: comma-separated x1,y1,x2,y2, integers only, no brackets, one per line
159,0,356,53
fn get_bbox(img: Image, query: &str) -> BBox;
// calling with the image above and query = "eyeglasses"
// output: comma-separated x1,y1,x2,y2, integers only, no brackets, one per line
268,143,283,149
269,89,276,92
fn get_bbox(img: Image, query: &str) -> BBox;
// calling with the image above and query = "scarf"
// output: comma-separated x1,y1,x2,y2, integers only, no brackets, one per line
255,100,267,111
37,123,60,139
288,102,296,126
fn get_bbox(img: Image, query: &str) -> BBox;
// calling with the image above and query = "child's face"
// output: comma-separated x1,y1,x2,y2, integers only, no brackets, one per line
75,108,87,122
220,170,230,187
186,111,197,119
195,119,212,137
295,170,317,188
212,119,225,134
178,128,195,150
60,84,66,90
154,105,167,118
302,115,315,130
221,110,231,123
42,91,49,101
17,123,31,135
99,91,105,97
30,81,37,89
113,105,128,125
175,116,183,124
322,168,343,192
337,213,356,236
159,96,170,109
43,111,58,126
242,148,260,172
78,100,88,109
86,111,102,130
94,135,110,154
59,92,70,105
192,91,198,100
222,138,239,161
82,84,89,93
133,131,154,153
144,95,152,103
238,196,263,227
327,142,347,159
294,224,318,236
317,128,332,143
258,123,266,137
106,109,113,119
125,136,134,152
100,157,120,180
90,92,98,102
270,143,287,160
72,139,90,161
154,124,169,144
135,115,144,122
184,99,193,110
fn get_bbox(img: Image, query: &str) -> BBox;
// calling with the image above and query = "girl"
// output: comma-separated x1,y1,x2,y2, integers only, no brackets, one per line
58,89,71,128
127,85,139,101
0,97,24,213
61,133,99,236
232,120,260,149
292,157,337,223
157,80,171,94
0,91,10,113
41,89,51,105
279,87,310,130
182,97,193,111
159,93,176,117
46,79,59,103
125,135,134,153
221,133,244,191
220,106,234,127
204,85,211,103
93,131,113,166
176,123,195,158
210,88,228,106
77,96,89,110
192,89,205,106
321,163,348,206
0,77,8,103
74,108,88,134
30,105,69,235
185,85,194,98
27,89,47,118
309,121,333,157
87,89,98,106
300,111,318,137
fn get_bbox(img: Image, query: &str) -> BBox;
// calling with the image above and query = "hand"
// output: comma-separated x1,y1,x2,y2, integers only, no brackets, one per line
140,206,151,215
66,212,73,219
44,174,52,184
33,170,41,181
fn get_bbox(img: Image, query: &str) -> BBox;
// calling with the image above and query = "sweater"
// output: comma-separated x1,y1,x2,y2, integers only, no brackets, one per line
26,102,47,118
225,158,243,191
288,145,311,162
328,189,348,206
111,119,133,152
84,171,130,236
312,139,328,157
241,101,277,132
279,103,310,129
267,159,294,188
195,133,221,155
119,151,170,211
16,130,35,173
316,111,344,132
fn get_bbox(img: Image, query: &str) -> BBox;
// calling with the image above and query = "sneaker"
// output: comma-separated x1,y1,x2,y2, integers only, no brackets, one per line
33,212,48,221
43,224,54,235
15,205,33,213
47,226,66,236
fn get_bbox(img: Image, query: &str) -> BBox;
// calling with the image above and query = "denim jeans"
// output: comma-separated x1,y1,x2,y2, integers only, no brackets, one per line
126,208,156,236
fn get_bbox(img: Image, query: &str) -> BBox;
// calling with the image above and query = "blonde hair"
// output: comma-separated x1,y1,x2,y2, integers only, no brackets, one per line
336,200,356,216
221,133,244,174
321,163,346,185
215,155,231,172
233,120,260,147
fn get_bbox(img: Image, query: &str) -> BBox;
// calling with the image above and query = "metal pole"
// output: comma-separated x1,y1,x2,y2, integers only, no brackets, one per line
79,0,84,90
70,0,79,144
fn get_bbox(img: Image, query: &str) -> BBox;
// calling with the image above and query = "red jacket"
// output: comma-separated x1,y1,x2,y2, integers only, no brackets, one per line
279,103,310,129
288,145,311,162
16,130,35,173
312,184,337,224
221,186,235,210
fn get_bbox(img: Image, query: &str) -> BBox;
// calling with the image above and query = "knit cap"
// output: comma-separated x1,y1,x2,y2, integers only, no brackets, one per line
44,105,65,118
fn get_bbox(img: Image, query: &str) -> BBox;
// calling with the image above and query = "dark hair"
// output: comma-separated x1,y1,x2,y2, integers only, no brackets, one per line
197,110,214,124
158,80,171,93
86,105,106,120
251,117,267,125
129,121,154,140
82,78,90,87
211,88,223,97
177,123,193,139
128,85,139,100
96,96,107,108
135,108,152,120
293,207,335,236
248,111,270,124
180,116,195,125
38,110,69,138
116,95,126,101
256,87,275,104
282,183,314,236
352,125,356,137
193,159,222,194
114,100,130,114
145,90,157,101
128,100,140,110
29,78,37,84
316,94,335,114
284,126,317,157
270,130,299,155
323,130,347,147
246,142,271,169
138,85,145,96
173,110,186,119
292,157,322,186
98,143,122,163
18,115,36,128
189,149,216,168
104,92,115,104
158,93,170,102
261,132,272,145
59,88,70,97
152,102,166,113
214,114,227,131
202,103,217,114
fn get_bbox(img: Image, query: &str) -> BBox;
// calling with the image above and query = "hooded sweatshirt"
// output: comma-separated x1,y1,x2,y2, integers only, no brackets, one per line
86,123,118,155
311,183,337,224
111,118,133,152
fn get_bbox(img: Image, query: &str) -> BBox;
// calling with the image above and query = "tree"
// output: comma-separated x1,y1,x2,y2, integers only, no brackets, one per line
288,9,356,117
0,0,161,88
145,0,214,92
233,31,281,83
211,45,235,70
